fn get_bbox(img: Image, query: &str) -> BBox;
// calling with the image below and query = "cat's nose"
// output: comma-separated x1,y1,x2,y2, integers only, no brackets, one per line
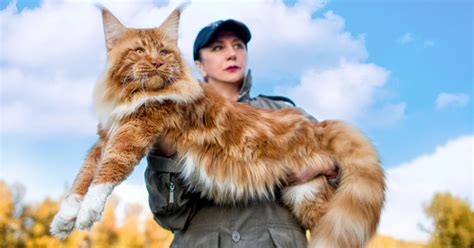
152,59,164,68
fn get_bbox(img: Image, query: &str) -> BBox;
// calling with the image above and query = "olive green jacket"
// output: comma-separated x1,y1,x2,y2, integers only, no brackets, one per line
145,72,315,248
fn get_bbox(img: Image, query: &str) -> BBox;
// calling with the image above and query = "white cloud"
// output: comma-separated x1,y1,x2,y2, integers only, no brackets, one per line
423,40,435,48
396,32,435,49
179,0,367,85
0,1,105,75
436,92,470,109
0,67,97,135
397,32,413,44
1,0,371,136
282,61,388,120
276,60,405,124
378,135,474,242
113,182,150,225
365,102,406,127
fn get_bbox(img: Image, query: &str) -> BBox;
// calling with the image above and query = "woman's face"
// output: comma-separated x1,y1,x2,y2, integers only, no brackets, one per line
195,31,247,87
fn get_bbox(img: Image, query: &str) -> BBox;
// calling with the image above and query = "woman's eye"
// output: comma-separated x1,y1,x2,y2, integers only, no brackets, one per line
233,43,244,49
135,48,145,55
211,45,222,51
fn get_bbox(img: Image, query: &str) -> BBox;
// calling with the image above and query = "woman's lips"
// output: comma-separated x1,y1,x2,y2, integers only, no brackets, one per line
225,66,240,72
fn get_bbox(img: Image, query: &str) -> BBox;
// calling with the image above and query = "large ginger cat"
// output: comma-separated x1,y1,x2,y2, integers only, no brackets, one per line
50,6,385,248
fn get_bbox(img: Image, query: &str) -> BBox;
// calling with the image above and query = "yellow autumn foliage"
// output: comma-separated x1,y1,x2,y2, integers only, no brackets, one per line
0,180,173,248
6,179,470,248
425,192,474,248
368,234,426,248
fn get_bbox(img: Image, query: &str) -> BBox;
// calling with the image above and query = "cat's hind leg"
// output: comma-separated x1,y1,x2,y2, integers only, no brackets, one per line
50,138,104,239
282,176,335,229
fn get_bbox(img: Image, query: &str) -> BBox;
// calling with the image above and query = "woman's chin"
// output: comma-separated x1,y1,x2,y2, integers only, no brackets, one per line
222,74,245,85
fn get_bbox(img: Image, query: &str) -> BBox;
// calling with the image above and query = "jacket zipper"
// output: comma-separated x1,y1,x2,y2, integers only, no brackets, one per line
169,179,175,204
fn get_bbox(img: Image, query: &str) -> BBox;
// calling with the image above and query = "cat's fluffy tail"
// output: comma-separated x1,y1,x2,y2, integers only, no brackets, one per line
310,120,385,248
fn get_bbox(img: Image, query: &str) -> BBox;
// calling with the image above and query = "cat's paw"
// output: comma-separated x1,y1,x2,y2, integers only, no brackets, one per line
50,194,82,239
50,214,76,239
74,184,113,230
75,206,101,230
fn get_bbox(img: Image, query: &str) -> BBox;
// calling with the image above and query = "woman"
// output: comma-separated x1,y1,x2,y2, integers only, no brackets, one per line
145,19,338,247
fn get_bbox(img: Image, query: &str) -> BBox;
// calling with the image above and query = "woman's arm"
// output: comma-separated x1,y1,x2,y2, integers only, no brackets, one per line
145,141,198,232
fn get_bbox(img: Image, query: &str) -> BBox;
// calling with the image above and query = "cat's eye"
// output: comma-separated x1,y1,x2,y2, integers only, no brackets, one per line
159,50,167,56
135,48,145,55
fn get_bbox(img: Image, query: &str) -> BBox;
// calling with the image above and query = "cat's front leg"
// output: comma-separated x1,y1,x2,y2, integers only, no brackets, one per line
74,184,113,230
50,137,105,238
74,119,159,230
50,194,83,239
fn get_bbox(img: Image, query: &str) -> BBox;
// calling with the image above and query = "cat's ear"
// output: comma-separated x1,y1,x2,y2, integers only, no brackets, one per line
159,4,187,45
100,6,127,51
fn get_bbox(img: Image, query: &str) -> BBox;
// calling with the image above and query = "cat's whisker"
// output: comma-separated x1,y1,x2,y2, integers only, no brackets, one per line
140,77,147,92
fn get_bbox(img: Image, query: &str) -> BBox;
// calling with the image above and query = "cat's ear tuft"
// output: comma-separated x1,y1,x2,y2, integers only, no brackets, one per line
159,3,188,45
99,6,127,51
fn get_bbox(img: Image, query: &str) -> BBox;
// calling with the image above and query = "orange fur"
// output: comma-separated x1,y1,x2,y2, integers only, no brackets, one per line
51,6,385,248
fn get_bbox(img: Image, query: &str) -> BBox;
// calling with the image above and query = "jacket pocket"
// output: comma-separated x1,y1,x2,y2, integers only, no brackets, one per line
145,167,173,211
145,153,194,213
268,227,307,248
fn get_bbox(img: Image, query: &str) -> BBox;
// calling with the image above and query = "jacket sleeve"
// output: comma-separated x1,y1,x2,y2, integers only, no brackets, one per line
253,95,318,122
294,106,318,122
144,151,198,231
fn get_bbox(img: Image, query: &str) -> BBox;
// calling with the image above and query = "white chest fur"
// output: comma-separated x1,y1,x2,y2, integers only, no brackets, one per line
93,78,203,134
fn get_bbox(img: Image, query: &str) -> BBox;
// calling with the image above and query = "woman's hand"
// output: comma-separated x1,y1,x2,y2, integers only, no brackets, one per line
288,162,339,185
152,137,177,157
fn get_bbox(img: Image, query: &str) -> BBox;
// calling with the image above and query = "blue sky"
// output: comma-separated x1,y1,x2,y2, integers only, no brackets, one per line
326,1,472,165
0,0,472,242
280,0,473,167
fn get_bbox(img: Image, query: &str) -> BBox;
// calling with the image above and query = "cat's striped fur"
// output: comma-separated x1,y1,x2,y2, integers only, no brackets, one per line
50,6,385,248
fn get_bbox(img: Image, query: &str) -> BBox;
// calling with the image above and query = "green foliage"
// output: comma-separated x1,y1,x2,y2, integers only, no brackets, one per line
425,192,474,248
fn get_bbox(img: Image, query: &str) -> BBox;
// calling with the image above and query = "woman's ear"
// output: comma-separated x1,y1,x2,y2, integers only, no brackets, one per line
194,60,207,78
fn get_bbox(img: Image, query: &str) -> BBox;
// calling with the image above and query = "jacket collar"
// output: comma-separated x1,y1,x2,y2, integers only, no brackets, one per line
237,69,252,102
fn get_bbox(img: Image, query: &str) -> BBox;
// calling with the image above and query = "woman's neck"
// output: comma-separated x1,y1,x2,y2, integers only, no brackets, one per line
207,80,242,102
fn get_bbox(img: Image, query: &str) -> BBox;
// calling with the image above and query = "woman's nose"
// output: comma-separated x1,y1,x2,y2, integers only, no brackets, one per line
226,48,237,60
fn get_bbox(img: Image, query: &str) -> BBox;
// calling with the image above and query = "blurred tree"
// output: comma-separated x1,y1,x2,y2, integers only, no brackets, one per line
0,182,177,248
89,195,119,248
144,213,173,247
23,197,61,247
0,181,33,247
116,203,144,248
368,234,425,248
0,181,20,247
64,230,89,248
425,192,474,248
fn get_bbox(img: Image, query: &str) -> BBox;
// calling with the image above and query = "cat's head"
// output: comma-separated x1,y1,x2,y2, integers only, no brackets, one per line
100,6,187,102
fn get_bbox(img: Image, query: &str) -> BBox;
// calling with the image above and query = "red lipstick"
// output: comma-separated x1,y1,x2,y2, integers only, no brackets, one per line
225,66,240,72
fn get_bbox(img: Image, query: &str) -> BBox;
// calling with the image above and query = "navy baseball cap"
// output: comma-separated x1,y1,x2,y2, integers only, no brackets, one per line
193,19,251,61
